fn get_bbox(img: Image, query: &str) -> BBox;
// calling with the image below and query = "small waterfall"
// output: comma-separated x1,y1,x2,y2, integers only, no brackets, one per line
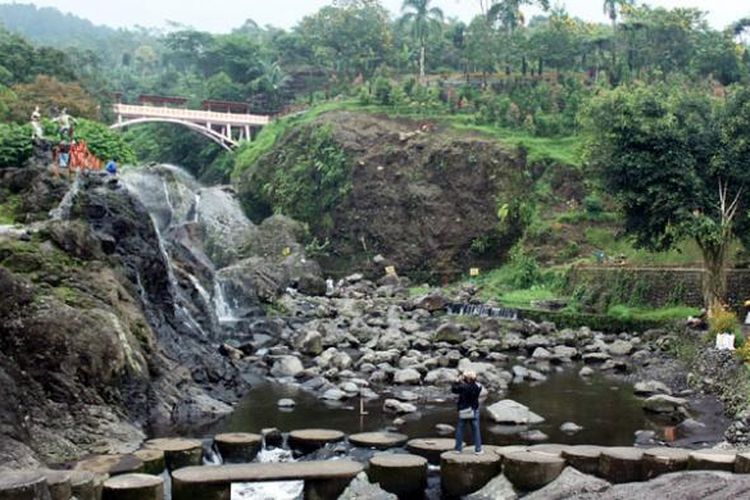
446,302,519,320
213,280,239,325
49,174,83,220
233,448,303,500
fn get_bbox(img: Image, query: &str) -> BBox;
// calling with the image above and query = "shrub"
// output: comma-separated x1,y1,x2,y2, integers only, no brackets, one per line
0,123,32,168
373,77,393,106
75,119,137,164
508,245,542,289
708,306,740,335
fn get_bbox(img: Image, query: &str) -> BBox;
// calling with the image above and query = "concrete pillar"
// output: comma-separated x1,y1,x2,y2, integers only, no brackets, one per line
245,125,251,140
102,474,164,500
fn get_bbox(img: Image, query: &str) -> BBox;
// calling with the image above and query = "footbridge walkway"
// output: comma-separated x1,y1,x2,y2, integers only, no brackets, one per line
111,99,271,151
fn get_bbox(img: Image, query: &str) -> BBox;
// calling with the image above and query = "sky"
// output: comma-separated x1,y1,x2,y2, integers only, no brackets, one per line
1,0,748,32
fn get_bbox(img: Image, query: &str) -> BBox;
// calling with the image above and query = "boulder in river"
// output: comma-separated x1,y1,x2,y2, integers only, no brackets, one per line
486,400,545,425
270,356,304,378
393,368,421,385
435,323,462,344
634,380,672,396
383,399,417,414
642,395,689,416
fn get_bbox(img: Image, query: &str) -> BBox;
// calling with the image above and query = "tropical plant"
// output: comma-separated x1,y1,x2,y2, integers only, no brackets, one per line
400,0,444,80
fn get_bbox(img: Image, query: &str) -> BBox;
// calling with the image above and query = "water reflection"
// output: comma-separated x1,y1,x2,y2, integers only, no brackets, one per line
217,369,693,447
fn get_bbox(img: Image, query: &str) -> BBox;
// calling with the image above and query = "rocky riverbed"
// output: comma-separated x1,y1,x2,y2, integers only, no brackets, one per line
1,158,748,482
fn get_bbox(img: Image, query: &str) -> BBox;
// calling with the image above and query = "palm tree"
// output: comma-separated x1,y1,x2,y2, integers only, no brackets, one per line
400,0,444,80
602,0,633,75
486,1,550,34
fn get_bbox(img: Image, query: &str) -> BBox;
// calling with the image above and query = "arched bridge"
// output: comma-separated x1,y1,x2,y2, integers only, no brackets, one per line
111,102,270,151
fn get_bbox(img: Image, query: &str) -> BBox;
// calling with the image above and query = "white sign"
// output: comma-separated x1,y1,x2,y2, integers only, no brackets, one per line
715,333,736,351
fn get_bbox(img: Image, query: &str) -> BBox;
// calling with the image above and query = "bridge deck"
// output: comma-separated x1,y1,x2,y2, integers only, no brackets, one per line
171,460,363,485
113,103,269,126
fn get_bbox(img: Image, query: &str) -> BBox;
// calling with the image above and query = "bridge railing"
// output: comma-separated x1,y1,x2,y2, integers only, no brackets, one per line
113,103,270,126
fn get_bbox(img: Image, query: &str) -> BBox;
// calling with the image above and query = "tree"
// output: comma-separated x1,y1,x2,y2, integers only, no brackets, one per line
487,0,549,35
298,1,393,78
584,83,750,310
602,0,633,77
7,75,99,123
400,0,444,80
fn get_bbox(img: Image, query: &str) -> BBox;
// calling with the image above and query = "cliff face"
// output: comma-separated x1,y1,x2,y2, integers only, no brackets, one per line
238,111,532,280
0,165,239,468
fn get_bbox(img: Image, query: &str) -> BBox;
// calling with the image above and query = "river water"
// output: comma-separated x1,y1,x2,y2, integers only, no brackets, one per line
216,367,724,447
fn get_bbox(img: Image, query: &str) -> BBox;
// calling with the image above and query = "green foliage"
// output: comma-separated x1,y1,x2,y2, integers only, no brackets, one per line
0,123,33,168
75,119,136,164
708,307,740,335
239,123,350,233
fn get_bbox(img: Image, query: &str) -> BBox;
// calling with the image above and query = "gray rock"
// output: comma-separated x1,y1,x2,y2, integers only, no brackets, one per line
486,400,545,425
532,347,552,360
524,467,610,499
270,355,304,378
560,422,583,434
424,368,459,385
643,394,689,414
634,380,672,396
383,399,417,414
338,471,397,500
607,340,634,356
321,388,347,401
295,330,323,356
394,368,422,385
519,430,549,442
436,323,462,344
526,335,553,349
465,474,518,500
601,471,750,499
413,293,448,312
552,346,578,360
436,424,455,436
277,398,296,408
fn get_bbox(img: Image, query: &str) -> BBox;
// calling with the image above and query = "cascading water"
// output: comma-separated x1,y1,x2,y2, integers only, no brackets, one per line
446,302,519,320
49,173,83,220
119,164,260,339
232,447,303,500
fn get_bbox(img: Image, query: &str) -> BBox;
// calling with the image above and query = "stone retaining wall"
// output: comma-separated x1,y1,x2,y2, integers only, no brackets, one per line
567,267,750,309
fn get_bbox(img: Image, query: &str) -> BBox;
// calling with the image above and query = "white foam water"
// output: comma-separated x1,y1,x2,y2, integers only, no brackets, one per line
231,448,303,500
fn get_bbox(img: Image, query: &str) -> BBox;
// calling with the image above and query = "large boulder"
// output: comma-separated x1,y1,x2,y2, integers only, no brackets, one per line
394,369,422,385
435,323,462,344
486,400,545,425
523,467,610,499
270,356,304,378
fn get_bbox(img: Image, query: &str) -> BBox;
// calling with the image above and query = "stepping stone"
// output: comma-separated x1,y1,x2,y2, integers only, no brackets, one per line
562,446,603,475
133,449,165,475
492,445,528,462
642,447,690,478
213,433,262,463
69,470,98,500
349,432,408,450
687,449,736,472
288,429,346,454
102,473,164,500
503,450,565,491
736,452,750,473
598,447,644,483
406,438,459,465
0,470,50,500
368,453,427,497
75,454,144,476
440,450,502,497
528,444,571,457
144,438,204,470
42,470,72,500
171,460,364,500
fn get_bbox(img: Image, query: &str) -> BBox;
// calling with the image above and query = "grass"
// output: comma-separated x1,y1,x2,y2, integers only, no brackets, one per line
244,99,585,171
607,304,701,322
583,227,708,267
499,287,558,307
0,193,20,225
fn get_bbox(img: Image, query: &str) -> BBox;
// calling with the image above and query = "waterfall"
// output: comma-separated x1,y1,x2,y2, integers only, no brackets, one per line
233,448,303,500
446,302,519,320
49,174,83,220
119,164,260,339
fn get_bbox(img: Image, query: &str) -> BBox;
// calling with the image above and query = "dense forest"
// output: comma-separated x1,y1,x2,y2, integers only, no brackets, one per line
2,1,750,308
1,1,749,178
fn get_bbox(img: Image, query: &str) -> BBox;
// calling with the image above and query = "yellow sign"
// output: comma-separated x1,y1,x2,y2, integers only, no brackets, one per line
470,268,480,277
385,266,396,276
282,247,291,257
